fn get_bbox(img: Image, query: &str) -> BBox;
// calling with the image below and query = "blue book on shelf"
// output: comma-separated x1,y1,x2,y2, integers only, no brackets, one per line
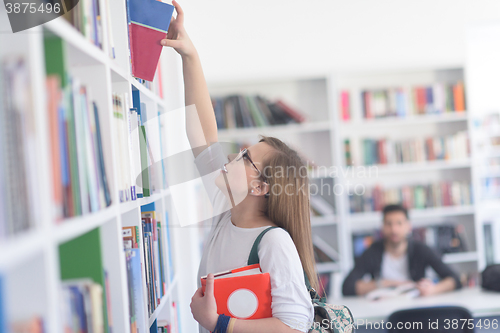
130,248,147,332
132,89,142,123
396,89,406,118
69,286,88,332
0,276,6,333
165,211,175,281
150,319,158,333
426,87,434,113
141,202,155,212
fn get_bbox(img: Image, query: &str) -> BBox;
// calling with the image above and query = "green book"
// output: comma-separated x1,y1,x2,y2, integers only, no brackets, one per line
44,36,68,88
64,84,82,216
245,95,267,127
139,125,150,197
59,228,109,331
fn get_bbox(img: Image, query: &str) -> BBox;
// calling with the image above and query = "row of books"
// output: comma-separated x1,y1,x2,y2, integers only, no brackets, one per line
349,181,473,213
62,0,109,55
45,36,112,219
0,57,37,239
353,223,468,258
61,279,105,333
353,82,466,120
211,95,306,129
113,90,168,202
46,74,112,219
353,131,469,166
123,203,175,333
62,0,170,90
113,93,138,202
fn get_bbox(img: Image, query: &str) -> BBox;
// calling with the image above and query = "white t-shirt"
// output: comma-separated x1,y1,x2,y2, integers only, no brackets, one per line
194,142,314,333
380,251,410,281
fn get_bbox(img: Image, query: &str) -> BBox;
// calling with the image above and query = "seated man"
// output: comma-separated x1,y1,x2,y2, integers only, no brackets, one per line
342,204,462,296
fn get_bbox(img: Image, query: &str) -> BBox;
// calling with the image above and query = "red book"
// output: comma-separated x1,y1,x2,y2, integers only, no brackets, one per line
340,91,350,121
373,186,383,211
378,139,387,164
128,23,166,81
364,91,373,119
201,264,272,320
275,100,306,123
425,138,435,161
416,87,426,114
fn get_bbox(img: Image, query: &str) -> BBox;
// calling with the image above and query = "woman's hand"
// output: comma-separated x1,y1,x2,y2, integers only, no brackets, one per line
190,273,219,331
161,0,196,58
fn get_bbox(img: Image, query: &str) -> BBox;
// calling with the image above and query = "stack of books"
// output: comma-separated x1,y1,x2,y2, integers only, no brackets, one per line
356,131,469,165
211,95,306,129
359,81,466,119
349,181,473,213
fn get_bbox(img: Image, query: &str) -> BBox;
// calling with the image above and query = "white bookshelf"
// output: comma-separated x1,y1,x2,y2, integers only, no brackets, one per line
465,22,500,269
0,2,200,332
207,65,484,300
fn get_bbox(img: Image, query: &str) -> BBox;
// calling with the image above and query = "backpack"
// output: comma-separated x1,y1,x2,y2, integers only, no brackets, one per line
248,227,355,333
481,264,500,292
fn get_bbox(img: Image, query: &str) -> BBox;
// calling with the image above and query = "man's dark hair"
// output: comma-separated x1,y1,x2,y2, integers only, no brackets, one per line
382,204,408,220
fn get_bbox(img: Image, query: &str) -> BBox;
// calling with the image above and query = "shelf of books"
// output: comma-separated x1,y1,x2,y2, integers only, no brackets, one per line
0,0,194,331
330,66,483,297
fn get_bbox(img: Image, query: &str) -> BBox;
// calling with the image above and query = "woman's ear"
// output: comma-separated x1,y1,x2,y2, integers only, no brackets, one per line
249,182,269,197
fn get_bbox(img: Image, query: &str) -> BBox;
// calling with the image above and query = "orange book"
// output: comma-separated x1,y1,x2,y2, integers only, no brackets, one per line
453,81,465,112
46,76,63,221
201,264,272,320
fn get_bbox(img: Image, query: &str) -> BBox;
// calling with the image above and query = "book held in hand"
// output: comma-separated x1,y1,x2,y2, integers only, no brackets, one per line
201,264,272,320
126,0,174,81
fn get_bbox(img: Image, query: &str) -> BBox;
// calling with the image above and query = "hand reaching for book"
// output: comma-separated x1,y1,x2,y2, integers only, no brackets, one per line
191,273,219,331
161,0,196,58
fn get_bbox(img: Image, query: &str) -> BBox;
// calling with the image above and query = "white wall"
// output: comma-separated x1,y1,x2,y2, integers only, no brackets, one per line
179,0,500,83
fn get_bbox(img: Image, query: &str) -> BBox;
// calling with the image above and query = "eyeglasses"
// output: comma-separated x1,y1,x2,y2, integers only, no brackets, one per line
235,148,267,183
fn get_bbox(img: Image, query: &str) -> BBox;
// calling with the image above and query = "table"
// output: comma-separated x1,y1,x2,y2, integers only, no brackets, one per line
337,287,500,323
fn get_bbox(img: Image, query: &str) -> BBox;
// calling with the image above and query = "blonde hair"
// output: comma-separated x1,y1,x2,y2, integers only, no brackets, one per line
258,136,319,291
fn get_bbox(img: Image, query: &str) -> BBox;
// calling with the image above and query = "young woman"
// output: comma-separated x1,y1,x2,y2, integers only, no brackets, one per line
161,2,319,332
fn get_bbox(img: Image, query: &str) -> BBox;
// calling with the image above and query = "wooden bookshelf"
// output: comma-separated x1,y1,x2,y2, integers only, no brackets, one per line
0,1,200,332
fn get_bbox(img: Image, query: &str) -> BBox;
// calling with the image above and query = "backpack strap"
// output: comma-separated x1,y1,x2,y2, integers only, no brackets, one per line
247,226,279,265
247,226,321,301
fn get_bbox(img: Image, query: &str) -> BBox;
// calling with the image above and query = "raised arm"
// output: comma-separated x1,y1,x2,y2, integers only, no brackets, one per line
161,0,218,157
